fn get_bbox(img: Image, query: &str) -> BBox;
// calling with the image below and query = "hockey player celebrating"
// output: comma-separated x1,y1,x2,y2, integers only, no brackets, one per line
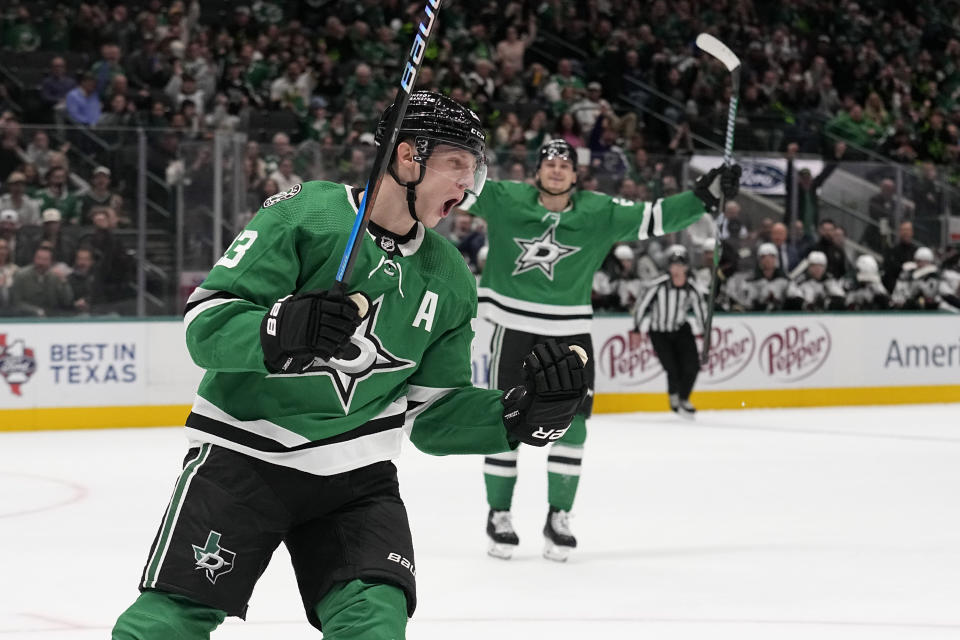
112,92,589,640
784,250,845,310
459,138,740,561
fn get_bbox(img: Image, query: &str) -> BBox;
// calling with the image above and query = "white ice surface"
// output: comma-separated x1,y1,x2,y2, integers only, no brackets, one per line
1,404,959,639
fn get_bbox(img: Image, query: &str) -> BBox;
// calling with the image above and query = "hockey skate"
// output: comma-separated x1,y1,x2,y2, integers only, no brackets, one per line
542,507,577,562
669,393,679,413
486,509,519,559
678,398,696,419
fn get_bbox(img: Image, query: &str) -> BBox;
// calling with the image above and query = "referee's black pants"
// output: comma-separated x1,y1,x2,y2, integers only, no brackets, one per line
649,323,700,400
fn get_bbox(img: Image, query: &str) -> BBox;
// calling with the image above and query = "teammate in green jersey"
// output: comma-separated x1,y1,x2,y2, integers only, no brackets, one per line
112,92,589,640
460,138,740,561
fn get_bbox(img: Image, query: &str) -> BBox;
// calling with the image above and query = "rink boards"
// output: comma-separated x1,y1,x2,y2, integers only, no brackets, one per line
0,314,958,430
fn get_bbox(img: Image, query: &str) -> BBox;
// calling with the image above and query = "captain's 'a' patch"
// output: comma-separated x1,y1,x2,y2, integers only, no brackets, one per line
512,224,581,280
266,295,414,413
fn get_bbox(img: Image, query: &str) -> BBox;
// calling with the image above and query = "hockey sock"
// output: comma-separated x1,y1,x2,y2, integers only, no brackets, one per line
314,579,408,640
484,450,519,511
112,590,226,639
547,414,586,512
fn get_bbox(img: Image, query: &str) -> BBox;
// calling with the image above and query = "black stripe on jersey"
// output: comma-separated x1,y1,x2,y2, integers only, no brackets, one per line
185,412,404,452
546,455,582,466
478,296,593,321
183,291,241,316
483,457,518,468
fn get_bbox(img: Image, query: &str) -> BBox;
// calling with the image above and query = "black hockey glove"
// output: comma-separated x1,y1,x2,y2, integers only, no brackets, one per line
260,289,369,374
502,339,589,447
693,163,742,210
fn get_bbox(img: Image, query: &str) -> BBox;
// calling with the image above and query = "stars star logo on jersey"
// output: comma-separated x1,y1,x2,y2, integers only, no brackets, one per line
512,225,581,280
271,296,415,413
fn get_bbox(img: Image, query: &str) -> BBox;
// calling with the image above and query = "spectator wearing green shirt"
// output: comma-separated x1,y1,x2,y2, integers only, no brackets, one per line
37,167,80,224
367,26,402,73
10,245,73,317
3,6,41,53
459,23,496,61
544,58,585,103
77,166,122,226
342,63,383,119
825,104,880,149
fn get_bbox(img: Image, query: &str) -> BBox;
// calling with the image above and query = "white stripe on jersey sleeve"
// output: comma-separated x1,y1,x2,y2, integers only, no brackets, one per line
403,385,456,435
184,297,239,329
652,198,665,237
637,201,652,240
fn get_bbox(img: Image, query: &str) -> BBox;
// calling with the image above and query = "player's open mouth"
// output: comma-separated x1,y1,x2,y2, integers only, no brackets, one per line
441,198,458,216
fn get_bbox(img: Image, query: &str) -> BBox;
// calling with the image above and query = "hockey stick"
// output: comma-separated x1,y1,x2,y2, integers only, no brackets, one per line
696,33,740,365
333,0,441,313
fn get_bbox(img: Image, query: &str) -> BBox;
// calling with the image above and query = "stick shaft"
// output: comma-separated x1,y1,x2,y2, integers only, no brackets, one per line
700,68,740,364
335,0,441,288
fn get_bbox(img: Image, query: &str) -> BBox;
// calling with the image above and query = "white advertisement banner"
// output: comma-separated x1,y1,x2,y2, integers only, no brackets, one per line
1,315,955,418
0,321,203,410
471,315,960,392
690,154,825,196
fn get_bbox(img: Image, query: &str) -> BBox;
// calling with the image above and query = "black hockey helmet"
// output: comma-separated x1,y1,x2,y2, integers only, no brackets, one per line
536,138,578,171
375,91,488,221
376,91,486,161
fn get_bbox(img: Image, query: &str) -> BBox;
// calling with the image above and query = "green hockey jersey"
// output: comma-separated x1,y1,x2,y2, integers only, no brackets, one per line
460,180,707,335
183,181,511,475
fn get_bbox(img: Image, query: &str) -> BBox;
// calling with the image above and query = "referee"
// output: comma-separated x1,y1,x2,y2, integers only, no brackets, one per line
632,245,707,417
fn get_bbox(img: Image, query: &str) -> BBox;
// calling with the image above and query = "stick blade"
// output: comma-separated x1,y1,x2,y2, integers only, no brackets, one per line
696,33,741,72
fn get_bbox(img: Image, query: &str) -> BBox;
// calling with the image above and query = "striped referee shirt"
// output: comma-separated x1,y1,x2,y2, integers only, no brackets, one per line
633,274,707,333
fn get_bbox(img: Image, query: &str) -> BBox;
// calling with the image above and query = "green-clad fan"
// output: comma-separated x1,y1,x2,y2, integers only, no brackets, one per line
460,138,740,561
112,92,588,640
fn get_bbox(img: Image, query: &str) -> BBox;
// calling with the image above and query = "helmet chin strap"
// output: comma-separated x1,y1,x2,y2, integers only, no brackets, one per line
388,163,427,222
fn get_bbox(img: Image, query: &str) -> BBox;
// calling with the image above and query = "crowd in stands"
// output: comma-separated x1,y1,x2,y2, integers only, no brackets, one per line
0,195,134,317
1,0,959,316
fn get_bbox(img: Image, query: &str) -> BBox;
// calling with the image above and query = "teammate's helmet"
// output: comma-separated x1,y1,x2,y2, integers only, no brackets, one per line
666,244,688,265
537,139,578,171
807,251,828,266
376,91,486,173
